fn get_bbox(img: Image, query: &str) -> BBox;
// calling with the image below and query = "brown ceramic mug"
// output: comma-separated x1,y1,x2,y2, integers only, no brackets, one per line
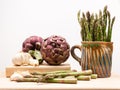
71,41,113,78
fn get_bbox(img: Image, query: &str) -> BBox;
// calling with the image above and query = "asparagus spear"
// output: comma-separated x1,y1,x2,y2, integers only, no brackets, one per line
107,15,115,42
16,77,77,84
77,74,97,80
32,70,92,76
31,70,72,75
43,78,77,84
90,13,95,41
16,78,39,82
91,74,98,79
77,10,81,24
86,11,91,31
102,6,107,41
77,75,91,81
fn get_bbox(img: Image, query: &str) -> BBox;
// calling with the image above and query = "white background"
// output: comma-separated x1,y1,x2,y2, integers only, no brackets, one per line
0,0,120,74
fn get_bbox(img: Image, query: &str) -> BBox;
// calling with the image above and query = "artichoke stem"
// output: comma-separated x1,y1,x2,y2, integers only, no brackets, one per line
28,50,43,64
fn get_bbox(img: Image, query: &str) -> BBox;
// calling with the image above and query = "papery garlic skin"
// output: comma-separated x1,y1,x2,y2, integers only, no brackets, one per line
22,53,32,65
12,53,23,66
12,52,32,66
10,72,23,81
20,71,31,77
29,58,39,66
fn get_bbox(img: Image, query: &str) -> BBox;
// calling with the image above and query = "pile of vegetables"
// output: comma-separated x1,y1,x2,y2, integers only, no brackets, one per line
12,35,70,66
22,36,43,64
77,5,115,42
10,69,97,84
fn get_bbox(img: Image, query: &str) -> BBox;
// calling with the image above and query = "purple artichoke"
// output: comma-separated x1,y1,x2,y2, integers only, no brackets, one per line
22,36,43,64
22,36,43,52
41,35,70,65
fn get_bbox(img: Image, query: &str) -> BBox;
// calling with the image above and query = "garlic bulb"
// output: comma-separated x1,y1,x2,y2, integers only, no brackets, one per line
12,52,32,66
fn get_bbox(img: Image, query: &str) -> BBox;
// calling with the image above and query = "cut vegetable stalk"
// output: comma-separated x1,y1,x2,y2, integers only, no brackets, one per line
35,70,92,80
77,75,91,81
16,77,77,84
28,50,43,64
31,70,74,75
34,50,43,64
91,74,97,79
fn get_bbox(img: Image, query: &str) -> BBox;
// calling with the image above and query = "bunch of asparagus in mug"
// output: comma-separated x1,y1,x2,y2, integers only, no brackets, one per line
10,69,97,84
78,5,115,42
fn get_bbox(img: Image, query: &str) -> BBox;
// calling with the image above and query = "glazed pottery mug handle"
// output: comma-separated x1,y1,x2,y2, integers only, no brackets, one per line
71,45,82,65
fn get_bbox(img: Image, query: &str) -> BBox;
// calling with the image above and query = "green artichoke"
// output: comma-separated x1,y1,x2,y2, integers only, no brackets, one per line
41,35,70,65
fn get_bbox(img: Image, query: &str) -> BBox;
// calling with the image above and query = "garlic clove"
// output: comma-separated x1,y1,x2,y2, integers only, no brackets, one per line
20,71,31,77
12,53,23,66
10,72,23,81
21,53,31,65
29,58,39,66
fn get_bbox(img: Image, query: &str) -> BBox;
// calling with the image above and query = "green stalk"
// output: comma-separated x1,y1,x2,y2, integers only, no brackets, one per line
94,14,99,41
30,70,93,81
43,70,92,79
90,13,94,41
31,70,92,80
103,6,107,41
97,25,100,41
82,12,87,41
109,16,115,42
111,17,115,30
99,10,103,41
78,11,84,41
91,74,97,79
31,70,72,75
12,70,97,84
16,77,77,84
34,50,43,64
28,50,43,64
77,10,81,24
16,78,39,82
80,18,86,41
86,11,91,31
99,24,103,41
85,22,92,41
93,19,97,41
43,78,77,84
24,75,43,78
77,75,91,81
106,11,111,42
